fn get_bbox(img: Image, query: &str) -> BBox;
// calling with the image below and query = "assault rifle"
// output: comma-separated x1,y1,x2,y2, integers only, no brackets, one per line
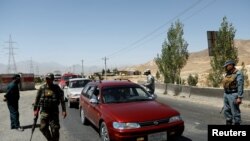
219,106,224,114
30,108,40,141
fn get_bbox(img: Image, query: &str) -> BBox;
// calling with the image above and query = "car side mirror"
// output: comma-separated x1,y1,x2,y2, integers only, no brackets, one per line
90,98,98,104
150,94,157,100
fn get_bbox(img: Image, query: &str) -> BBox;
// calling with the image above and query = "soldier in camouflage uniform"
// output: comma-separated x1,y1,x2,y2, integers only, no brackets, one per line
33,73,67,141
222,60,244,125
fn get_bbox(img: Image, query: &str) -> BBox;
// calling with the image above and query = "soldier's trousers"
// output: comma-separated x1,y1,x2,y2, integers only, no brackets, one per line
223,93,241,124
7,101,20,129
40,112,60,141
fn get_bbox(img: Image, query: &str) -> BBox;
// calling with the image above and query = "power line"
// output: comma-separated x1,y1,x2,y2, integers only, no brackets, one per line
106,0,204,59
116,0,218,56
85,0,216,68
182,0,217,22
142,0,217,49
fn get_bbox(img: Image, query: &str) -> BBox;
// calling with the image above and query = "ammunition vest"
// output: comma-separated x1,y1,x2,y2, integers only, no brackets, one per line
222,70,238,93
39,84,61,110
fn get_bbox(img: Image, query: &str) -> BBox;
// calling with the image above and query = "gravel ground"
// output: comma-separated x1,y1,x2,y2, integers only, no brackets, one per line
0,89,68,141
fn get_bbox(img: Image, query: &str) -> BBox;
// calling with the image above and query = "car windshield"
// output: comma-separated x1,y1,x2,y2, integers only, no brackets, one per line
69,80,90,88
102,86,153,103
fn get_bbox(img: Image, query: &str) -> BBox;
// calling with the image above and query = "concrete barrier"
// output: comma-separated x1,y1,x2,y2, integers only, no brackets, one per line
155,83,250,101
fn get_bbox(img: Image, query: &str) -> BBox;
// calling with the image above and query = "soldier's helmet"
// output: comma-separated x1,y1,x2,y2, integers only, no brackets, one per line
45,73,54,80
223,60,235,67
145,69,151,73
144,69,151,75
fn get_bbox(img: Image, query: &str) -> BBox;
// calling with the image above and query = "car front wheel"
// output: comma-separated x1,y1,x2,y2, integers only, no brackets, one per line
100,122,110,141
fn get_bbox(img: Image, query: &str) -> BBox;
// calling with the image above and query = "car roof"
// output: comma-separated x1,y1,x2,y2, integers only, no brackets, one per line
69,78,91,81
62,73,78,76
87,80,139,88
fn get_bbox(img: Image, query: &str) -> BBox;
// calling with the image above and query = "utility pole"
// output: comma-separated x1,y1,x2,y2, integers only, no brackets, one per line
30,58,34,74
81,59,84,77
4,35,17,74
102,57,109,80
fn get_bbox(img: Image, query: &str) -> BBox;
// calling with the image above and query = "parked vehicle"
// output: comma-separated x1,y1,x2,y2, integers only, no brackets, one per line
59,73,79,89
64,78,91,108
54,73,62,85
79,80,184,141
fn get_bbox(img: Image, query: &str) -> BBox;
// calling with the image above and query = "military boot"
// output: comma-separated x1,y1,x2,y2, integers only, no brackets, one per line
41,130,52,141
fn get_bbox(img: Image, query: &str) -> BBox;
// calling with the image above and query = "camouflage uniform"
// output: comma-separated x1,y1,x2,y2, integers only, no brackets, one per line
222,60,244,125
34,75,66,141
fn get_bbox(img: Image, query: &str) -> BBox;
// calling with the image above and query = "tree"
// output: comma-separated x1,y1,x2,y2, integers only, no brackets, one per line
187,74,198,86
208,16,238,87
113,68,118,75
155,20,189,84
107,69,111,73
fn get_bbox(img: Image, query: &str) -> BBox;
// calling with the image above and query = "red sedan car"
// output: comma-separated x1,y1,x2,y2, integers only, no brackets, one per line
59,73,79,89
79,80,184,141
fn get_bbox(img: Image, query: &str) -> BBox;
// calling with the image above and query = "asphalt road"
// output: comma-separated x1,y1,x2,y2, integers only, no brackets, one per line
61,91,250,141
1,89,249,141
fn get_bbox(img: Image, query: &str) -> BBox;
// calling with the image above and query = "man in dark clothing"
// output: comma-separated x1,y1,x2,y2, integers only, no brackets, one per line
3,74,24,131
33,73,67,141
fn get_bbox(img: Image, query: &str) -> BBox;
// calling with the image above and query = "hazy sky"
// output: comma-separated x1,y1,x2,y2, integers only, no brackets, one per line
0,0,249,69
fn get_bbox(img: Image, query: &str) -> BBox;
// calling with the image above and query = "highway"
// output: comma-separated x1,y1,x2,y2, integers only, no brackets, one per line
1,89,249,141
61,91,250,141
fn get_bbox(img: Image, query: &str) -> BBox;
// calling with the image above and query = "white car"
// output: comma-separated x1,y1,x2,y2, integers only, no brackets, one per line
64,78,91,108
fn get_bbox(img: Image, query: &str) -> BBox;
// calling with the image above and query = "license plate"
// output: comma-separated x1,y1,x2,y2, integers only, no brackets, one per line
148,131,167,141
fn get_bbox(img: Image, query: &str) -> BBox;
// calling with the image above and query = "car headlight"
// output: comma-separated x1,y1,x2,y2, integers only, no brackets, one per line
169,115,182,123
73,93,80,96
113,122,140,129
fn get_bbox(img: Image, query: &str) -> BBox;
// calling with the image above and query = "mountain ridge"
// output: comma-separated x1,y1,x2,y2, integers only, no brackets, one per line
1,39,249,78
124,39,250,78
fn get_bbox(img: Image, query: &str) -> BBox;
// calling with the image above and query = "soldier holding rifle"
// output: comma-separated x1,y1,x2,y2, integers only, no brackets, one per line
33,73,67,141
